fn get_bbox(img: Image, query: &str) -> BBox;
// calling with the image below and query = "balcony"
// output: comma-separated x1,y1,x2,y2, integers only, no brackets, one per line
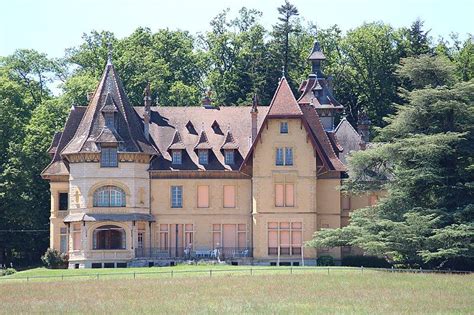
135,247,253,260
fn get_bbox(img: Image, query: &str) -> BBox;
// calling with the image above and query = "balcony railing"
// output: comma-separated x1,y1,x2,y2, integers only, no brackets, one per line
135,247,253,260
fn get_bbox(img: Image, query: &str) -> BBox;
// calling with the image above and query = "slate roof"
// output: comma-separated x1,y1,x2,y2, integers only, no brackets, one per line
41,106,87,177
308,40,326,60
298,74,343,110
299,104,346,172
134,106,269,171
61,61,157,156
334,117,363,164
267,77,303,117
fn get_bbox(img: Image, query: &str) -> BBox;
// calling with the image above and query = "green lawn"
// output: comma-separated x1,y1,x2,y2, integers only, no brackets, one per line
0,266,472,314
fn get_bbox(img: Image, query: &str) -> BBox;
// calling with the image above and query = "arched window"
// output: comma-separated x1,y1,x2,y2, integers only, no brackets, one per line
93,186,126,207
93,225,126,250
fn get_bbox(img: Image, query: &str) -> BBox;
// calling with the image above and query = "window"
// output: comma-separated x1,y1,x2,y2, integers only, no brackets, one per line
198,150,208,165
224,150,234,165
59,193,68,211
285,148,293,166
223,185,236,208
172,150,182,165
101,147,118,167
92,225,126,250
159,224,169,250
212,224,247,249
280,121,288,134
197,185,209,208
137,222,145,249
171,186,183,208
267,221,302,256
72,223,82,250
276,148,284,165
93,186,126,207
104,112,115,128
60,227,68,253
275,183,294,207
276,147,293,166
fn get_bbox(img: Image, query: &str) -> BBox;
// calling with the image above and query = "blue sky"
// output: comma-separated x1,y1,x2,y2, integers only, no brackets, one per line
1,0,473,58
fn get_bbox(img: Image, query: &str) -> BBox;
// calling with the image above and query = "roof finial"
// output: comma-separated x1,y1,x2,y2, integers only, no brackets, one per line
107,41,113,65
281,65,286,79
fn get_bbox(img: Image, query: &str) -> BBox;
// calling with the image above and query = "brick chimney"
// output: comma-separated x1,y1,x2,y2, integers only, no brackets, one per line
143,82,151,141
251,93,258,144
357,110,371,150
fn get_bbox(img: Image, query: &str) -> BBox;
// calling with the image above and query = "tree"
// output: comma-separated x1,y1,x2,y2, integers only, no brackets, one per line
307,77,474,268
335,22,402,127
397,54,456,89
272,1,299,81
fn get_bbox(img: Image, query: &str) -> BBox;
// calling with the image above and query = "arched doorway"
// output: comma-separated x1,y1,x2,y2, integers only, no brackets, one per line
92,225,126,250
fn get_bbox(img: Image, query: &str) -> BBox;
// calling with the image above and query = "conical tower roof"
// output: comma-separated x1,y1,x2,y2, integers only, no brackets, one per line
61,59,157,156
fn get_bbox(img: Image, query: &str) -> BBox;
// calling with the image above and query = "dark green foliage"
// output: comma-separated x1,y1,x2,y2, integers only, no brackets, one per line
317,255,335,266
308,75,474,268
41,248,68,269
341,255,392,268
0,268,16,276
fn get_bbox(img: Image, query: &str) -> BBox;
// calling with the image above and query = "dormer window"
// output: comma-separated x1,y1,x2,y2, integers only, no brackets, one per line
280,121,288,134
224,150,234,165
198,149,208,165
172,150,182,165
101,146,118,167
105,112,115,129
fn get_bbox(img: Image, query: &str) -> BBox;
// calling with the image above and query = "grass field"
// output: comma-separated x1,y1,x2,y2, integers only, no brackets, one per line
0,266,472,314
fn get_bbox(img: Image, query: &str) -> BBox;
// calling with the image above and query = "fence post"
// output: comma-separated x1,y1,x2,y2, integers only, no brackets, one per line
291,267,293,275
250,268,253,276
361,266,364,274
62,274,64,281
327,267,330,275
96,274,99,280
133,272,136,279
171,270,173,278
27,276,29,282
210,270,212,277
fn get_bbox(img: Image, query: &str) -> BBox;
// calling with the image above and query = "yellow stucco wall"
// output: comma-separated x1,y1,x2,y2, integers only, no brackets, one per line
46,119,385,266
251,118,318,259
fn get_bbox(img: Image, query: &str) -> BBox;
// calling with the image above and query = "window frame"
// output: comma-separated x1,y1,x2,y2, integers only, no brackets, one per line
58,192,68,211
280,121,289,134
275,147,293,166
198,149,209,165
100,146,118,168
93,186,126,207
224,149,235,165
171,186,183,208
172,150,182,165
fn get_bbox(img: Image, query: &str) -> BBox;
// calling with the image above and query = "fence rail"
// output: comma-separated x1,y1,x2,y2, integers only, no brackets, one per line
0,266,471,283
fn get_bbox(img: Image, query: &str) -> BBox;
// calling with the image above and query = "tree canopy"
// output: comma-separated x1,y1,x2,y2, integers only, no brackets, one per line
0,1,473,267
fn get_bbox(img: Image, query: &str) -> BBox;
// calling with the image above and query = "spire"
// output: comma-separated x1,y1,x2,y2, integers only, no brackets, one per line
107,41,113,65
308,38,326,76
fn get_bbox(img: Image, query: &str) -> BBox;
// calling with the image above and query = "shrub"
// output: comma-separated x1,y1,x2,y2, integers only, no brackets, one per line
41,248,68,269
342,255,392,268
317,255,335,266
0,268,16,276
